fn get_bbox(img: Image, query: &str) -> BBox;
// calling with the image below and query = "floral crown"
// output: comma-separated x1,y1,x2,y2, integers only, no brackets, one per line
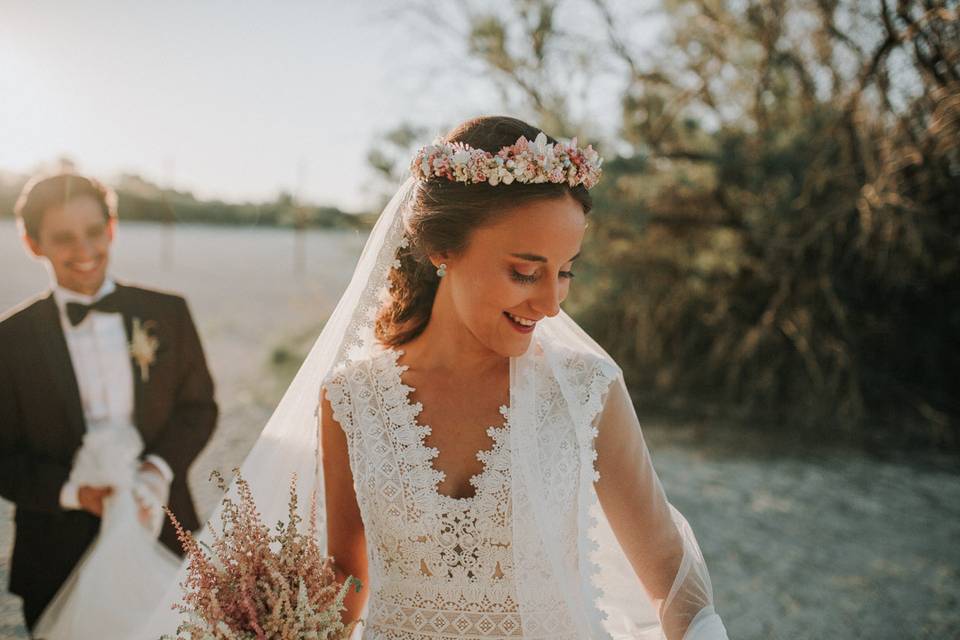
410,131,603,189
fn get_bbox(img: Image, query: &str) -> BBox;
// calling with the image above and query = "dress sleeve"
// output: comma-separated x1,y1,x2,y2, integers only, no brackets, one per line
322,368,356,437
593,376,729,640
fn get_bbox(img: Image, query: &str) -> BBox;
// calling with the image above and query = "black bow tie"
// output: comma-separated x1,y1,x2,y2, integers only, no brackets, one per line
65,292,122,327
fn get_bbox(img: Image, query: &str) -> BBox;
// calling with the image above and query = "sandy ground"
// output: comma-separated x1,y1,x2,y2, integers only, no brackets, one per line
1,220,957,639
642,423,960,639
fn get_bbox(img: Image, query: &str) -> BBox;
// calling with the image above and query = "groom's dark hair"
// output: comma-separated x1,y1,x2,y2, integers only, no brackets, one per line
15,173,117,240
377,115,594,347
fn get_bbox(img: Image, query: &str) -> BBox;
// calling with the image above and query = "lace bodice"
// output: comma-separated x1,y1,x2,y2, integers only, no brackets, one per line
324,348,576,639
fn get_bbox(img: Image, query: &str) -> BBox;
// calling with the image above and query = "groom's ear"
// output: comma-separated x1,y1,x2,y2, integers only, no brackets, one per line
20,222,44,259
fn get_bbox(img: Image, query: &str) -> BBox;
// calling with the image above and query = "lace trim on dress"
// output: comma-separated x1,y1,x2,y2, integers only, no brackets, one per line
386,347,510,505
563,352,619,633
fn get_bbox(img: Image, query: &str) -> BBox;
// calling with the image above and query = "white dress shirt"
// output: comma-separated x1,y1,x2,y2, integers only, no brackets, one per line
52,276,173,509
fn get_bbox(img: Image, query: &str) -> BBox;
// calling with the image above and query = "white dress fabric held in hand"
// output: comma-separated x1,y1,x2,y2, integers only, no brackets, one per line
33,426,179,640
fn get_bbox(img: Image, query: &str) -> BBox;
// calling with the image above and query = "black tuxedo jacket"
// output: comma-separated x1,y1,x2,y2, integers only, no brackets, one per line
0,282,217,619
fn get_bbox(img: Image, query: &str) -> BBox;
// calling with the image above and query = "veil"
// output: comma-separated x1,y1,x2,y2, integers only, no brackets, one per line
135,177,728,640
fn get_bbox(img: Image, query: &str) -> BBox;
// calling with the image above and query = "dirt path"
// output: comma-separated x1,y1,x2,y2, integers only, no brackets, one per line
642,423,960,639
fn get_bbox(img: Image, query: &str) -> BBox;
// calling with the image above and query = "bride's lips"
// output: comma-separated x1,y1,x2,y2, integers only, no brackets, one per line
504,311,537,334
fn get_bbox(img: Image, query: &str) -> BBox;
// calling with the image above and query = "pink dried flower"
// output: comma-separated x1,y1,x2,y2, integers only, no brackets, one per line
163,470,360,640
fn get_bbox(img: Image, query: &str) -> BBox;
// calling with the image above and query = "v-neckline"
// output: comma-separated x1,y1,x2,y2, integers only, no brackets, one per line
383,347,510,505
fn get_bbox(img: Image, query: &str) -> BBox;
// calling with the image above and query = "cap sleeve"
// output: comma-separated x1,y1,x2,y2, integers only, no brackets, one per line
322,367,357,437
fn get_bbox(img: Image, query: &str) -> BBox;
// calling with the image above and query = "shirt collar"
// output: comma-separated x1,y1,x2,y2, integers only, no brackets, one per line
52,276,117,313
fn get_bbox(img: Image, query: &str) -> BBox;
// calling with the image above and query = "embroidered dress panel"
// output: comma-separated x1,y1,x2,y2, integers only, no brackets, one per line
325,348,576,639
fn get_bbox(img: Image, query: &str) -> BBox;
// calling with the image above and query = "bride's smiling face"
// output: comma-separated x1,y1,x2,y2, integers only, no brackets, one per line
433,192,587,357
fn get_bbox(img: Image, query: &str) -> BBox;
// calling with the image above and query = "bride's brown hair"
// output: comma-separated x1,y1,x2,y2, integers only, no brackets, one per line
375,115,593,347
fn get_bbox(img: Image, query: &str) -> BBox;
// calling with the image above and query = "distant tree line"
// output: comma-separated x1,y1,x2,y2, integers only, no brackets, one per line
383,0,959,449
0,171,364,230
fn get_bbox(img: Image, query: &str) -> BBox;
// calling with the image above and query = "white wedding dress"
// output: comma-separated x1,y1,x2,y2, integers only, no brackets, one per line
325,339,726,639
326,346,561,638
135,177,728,640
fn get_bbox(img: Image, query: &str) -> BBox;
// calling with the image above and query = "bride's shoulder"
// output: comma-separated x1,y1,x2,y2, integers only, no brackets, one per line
534,337,620,382
321,346,401,434
322,344,401,391
532,339,622,417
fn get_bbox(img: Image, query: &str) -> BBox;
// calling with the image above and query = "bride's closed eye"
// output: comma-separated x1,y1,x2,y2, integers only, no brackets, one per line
509,268,575,284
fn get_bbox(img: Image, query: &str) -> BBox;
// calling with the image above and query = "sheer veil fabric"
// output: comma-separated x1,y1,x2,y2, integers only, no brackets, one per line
135,177,728,639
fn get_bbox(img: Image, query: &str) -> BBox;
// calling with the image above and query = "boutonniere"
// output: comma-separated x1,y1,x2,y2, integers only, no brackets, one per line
129,318,159,381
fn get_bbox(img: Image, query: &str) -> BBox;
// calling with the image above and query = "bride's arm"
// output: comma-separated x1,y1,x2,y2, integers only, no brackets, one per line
594,377,728,640
320,387,369,625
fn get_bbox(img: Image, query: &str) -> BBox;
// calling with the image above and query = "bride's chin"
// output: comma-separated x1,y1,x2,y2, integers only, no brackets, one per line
496,335,533,359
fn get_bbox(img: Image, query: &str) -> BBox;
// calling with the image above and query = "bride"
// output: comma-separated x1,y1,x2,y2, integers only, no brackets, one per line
139,115,729,639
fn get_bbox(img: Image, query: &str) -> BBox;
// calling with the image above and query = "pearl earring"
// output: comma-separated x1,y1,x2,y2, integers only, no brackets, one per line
436,263,447,278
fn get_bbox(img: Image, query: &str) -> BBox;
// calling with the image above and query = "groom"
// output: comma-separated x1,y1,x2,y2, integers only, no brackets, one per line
0,173,218,631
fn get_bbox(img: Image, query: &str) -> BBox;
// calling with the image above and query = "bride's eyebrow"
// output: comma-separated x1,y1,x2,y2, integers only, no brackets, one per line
510,252,582,263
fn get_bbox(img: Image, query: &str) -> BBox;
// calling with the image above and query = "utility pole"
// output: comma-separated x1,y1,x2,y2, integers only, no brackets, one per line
293,158,307,276
161,157,176,269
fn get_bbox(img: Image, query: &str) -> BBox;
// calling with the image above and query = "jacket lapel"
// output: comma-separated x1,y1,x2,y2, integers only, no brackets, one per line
35,293,86,439
116,285,147,435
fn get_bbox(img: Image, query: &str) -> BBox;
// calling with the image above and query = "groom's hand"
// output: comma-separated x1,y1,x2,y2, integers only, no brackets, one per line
77,485,113,517
139,460,164,478
134,461,170,536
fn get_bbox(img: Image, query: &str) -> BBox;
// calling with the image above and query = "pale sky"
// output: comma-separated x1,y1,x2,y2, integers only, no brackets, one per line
0,1,659,211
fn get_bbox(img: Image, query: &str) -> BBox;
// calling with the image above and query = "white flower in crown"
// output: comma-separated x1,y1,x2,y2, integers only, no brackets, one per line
410,131,603,189
534,131,549,155
129,317,159,382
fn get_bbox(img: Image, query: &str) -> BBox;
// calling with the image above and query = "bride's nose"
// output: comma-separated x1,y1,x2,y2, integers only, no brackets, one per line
529,276,562,318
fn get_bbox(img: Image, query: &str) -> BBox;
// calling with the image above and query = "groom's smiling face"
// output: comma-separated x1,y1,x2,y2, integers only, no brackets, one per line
25,194,115,296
